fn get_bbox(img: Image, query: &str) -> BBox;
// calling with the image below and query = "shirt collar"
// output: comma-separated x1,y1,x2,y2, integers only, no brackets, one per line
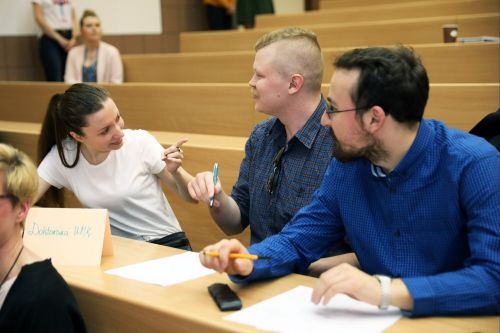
369,119,434,178
267,97,327,149
393,119,434,175
371,164,387,178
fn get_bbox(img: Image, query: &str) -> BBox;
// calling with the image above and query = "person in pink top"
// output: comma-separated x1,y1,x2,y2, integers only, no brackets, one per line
65,10,123,84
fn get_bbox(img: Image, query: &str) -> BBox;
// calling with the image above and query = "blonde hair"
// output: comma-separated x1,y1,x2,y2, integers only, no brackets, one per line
255,27,323,93
0,144,38,207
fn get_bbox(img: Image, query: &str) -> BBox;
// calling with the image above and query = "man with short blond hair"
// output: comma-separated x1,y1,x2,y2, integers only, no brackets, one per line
188,27,350,258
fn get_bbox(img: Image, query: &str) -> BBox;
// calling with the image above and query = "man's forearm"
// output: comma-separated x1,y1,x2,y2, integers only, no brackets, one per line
210,193,243,235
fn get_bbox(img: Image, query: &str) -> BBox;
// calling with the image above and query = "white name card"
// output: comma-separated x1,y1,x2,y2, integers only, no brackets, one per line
24,207,113,267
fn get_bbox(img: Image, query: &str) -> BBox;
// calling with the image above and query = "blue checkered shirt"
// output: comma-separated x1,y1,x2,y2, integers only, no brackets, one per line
232,98,340,248
233,119,500,317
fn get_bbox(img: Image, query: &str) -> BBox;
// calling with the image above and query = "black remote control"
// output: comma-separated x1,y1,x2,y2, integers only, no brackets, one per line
208,283,242,311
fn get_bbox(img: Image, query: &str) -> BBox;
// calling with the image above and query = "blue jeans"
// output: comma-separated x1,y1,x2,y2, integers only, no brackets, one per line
206,5,233,30
39,30,72,82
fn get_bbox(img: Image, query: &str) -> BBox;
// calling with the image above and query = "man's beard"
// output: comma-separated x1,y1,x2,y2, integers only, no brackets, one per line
331,129,389,163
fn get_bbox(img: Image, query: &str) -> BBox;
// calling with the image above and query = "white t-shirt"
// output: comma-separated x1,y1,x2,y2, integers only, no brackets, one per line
32,0,73,31
38,129,182,241
0,277,17,310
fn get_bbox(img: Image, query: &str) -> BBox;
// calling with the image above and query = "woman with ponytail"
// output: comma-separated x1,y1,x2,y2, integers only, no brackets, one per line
36,83,195,250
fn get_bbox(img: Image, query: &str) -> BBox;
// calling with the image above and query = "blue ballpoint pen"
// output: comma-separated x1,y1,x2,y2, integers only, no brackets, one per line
209,162,218,208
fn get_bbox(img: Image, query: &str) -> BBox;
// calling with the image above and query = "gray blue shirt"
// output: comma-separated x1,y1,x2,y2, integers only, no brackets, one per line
232,98,340,246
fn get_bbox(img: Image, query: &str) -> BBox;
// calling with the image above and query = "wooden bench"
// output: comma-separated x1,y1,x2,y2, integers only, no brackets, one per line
324,42,499,85
122,43,500,84
0,82,256,137
123,51,254,83
257,0,499,28
180,13,499,52
320,83,500,131
319,0,466,10
0,82,498,134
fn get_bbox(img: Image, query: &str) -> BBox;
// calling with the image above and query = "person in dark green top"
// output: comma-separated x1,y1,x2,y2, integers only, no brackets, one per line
237,0,274,28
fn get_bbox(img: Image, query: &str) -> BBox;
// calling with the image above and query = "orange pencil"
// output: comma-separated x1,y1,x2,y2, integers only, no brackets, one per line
202,251,271,260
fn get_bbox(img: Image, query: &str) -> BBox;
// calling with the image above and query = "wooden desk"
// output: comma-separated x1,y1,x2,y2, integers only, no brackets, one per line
180,13,499,52
122,43,500,84
56,236,499,333
257,0,499,28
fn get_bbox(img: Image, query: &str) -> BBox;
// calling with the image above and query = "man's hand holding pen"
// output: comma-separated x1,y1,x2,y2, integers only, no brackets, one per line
199,239,254,276
188,168,223,208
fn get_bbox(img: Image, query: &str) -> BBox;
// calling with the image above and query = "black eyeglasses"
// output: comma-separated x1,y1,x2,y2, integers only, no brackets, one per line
266,146,285,195
326,100,369,120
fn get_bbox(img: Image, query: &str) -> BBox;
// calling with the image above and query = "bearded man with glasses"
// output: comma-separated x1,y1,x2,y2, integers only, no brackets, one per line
199,46,500,317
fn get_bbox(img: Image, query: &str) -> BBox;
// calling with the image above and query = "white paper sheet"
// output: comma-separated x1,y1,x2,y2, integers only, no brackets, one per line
105,252,214,287
225,285,401,333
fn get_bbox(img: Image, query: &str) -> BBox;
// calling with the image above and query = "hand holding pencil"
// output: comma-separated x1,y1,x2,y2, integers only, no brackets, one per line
202,251,270,260
199,239,256,276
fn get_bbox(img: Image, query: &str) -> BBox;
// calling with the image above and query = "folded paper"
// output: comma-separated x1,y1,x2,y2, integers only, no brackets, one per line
24,207,113,266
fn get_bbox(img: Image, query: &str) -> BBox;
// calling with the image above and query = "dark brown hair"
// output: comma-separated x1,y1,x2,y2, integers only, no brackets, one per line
37,83,109,207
